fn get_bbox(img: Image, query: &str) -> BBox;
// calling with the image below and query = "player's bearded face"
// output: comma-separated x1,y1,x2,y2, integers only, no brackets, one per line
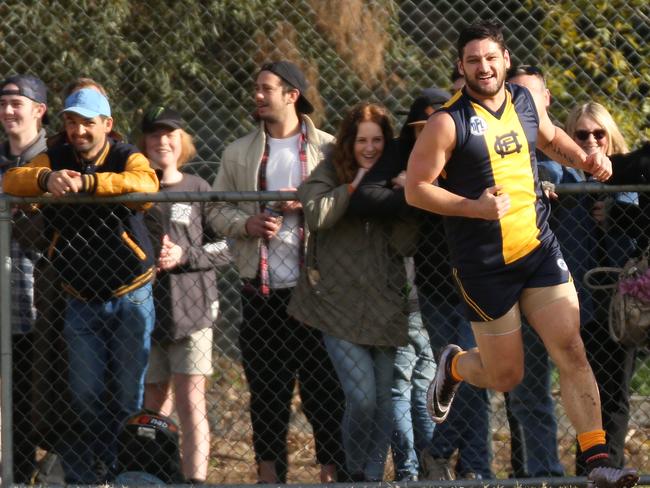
460,39,509,98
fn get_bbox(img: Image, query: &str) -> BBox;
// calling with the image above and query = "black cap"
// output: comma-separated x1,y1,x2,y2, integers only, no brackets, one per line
259,60,314,114
141,106,184,133
0,74,49,124
396,87,451,117
420,87,451,107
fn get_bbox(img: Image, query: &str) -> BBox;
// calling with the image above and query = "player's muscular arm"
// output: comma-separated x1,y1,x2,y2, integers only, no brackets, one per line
537,117,611,181
405,112,510,220
539,126,586,169
536,109,585,169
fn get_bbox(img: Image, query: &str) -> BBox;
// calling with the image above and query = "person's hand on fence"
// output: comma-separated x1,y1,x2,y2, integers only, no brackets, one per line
245,212,282,240
541,180,558,200
47,169,82,197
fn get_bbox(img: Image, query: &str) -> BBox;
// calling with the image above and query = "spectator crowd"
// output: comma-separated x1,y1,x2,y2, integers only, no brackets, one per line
0,19,647,487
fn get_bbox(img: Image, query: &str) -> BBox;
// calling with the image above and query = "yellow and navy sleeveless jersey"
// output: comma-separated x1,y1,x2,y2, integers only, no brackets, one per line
439,83,553,273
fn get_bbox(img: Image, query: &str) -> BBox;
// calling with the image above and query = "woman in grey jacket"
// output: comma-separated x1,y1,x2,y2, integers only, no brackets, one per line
289,102,415,481
139,106,231,483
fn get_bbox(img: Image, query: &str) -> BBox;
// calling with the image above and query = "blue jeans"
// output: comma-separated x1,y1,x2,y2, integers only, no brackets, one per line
506,321,564,477
324,335,395,481
420,295,492,478
391,311,436,479
61,283,155,483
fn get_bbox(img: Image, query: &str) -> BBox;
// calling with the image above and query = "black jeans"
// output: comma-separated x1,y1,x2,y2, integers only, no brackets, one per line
239,285,346,482
13,332,36,483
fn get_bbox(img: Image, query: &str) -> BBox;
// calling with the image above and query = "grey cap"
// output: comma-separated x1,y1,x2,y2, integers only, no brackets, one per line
0,74,49,123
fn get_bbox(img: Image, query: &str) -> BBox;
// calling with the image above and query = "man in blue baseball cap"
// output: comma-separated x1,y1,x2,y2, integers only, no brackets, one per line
59,88,112,165
3,81,159,484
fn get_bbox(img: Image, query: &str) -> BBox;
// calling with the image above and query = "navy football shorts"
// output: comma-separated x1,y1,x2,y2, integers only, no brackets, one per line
453,237,572,323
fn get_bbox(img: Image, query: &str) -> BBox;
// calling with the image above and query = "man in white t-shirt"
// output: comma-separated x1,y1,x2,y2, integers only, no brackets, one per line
208,60,345,484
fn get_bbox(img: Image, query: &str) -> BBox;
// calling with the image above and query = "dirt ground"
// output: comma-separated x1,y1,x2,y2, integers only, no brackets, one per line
204,356,650,484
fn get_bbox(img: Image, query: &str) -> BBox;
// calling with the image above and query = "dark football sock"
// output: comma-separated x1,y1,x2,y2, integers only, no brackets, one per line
580,443,611,472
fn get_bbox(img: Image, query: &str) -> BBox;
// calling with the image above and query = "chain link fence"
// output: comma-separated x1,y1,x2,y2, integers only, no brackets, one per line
1,187,649,485
0,1,647,158
0,0,649,485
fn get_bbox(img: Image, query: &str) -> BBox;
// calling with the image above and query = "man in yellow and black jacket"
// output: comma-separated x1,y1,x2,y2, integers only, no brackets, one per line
3,87,159,484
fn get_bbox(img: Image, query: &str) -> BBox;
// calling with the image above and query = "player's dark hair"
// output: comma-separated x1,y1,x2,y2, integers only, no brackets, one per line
457,20,506,59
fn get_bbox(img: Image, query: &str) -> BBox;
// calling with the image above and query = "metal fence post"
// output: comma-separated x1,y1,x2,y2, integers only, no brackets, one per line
0,196,13,486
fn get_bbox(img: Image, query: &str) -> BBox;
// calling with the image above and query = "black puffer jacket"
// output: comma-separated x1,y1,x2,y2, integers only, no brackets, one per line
607,143,650,249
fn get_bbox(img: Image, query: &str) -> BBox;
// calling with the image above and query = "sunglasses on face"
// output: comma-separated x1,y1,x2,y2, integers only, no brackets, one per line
575,129,607,141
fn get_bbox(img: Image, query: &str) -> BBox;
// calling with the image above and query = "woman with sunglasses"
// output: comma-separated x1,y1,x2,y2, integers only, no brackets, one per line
566,103,628,164
565,101,639,475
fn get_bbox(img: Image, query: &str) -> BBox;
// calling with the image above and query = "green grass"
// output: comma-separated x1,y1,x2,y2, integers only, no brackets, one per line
631,354,650,396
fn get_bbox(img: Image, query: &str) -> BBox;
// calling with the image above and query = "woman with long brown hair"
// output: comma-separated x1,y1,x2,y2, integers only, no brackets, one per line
289,101,415,481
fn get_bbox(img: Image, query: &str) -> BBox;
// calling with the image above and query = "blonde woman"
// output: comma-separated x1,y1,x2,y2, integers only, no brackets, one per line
139,106,231,483
565,102,628,156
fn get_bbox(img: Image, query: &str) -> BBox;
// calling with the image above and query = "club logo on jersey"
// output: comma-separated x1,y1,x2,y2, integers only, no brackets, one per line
557,258,568,271
469,116,487,136
494,131,523,158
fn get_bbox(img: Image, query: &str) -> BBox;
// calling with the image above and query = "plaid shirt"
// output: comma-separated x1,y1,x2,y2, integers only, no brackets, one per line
1,130,47,334
9,239,38,334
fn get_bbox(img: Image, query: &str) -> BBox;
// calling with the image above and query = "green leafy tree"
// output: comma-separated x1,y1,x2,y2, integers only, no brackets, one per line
532,0,650,145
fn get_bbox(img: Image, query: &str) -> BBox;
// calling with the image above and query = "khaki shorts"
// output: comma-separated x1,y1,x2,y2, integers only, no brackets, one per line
146,328,214,383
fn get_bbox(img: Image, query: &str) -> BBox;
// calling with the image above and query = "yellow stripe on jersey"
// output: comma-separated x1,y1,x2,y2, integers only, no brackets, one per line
452,268,493,321
442,89,464,109
470,92,540,264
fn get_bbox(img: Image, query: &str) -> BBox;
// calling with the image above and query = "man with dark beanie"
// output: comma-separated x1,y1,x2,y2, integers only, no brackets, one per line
207,60,346,483
0,74,49,483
